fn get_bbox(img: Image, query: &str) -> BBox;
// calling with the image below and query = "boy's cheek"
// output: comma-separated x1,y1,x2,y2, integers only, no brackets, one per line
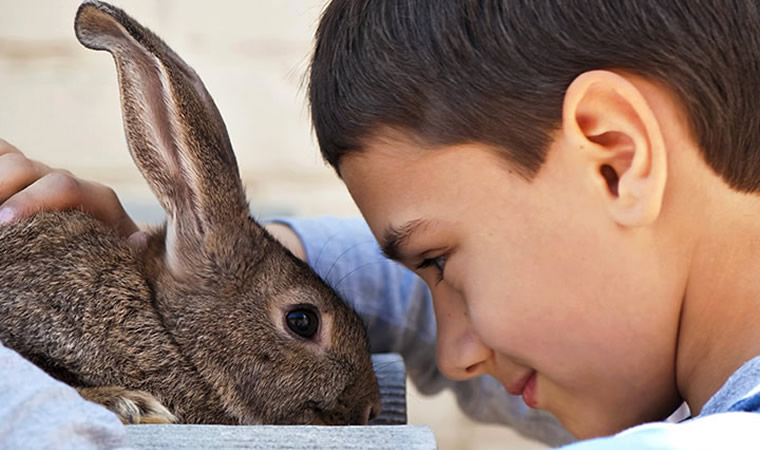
467,300,677,437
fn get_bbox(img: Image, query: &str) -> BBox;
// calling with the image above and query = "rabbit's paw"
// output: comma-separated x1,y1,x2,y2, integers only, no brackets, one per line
77,386,178,424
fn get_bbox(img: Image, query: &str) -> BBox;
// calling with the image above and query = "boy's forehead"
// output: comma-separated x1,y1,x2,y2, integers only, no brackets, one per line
342,127,527,189
339,137,524,225
337,131,423,182
339,134,453,184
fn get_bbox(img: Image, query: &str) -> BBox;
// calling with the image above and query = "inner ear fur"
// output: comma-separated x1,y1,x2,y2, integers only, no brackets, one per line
562,70,667,227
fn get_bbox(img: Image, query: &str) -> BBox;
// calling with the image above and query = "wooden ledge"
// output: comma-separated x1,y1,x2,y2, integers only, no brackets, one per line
125,354,438,448
127,424,437,449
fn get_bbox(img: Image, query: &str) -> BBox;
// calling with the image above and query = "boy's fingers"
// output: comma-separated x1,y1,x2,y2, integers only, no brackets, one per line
0,138,21,156
0,152,52,204
0,172,140,238
0,140,140,239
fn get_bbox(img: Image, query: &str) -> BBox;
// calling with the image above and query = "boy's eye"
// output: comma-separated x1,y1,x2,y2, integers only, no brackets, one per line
416,255,448,283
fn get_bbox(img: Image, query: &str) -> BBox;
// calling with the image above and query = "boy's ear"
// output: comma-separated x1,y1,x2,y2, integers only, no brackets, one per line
562,70,667,227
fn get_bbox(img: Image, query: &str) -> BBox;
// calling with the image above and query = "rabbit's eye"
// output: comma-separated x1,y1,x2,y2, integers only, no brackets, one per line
286,309,319,339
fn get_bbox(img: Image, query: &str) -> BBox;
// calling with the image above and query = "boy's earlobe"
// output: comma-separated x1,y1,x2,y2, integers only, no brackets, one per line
562,70,667,227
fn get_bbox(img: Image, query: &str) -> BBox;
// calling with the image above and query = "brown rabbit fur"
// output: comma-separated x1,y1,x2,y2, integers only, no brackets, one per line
0,0,380,426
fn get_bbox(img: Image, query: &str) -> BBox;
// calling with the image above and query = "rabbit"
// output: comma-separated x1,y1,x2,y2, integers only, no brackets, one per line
0,0,381,426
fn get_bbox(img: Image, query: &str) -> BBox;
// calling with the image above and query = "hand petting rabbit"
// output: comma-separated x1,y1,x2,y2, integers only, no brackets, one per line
0,0,380,426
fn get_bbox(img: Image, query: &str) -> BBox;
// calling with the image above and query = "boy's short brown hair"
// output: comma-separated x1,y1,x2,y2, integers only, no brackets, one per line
309,0,760,191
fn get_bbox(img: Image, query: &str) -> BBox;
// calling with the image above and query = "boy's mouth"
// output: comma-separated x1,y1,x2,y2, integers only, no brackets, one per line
506,370,538,408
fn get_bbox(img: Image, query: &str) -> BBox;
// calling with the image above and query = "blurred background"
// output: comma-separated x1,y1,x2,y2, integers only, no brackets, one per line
0,1,547,447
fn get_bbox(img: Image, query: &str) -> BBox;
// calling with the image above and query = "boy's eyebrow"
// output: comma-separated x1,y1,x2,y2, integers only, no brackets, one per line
380,219,431,261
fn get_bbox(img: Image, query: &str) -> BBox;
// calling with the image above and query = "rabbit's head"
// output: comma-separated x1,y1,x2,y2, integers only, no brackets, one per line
74,1,380,425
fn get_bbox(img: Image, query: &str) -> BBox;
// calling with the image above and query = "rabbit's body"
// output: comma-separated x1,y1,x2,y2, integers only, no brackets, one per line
0,211,232,423
0,0,380,426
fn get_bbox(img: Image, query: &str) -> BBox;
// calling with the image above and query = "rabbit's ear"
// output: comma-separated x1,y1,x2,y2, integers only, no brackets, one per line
75,1,252,276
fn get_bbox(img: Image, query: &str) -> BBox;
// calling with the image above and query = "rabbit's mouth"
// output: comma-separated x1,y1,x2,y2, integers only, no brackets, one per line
311,413,349,426
305,402,372,426
304,402,330,425
310,416,331,426
303,402,340,426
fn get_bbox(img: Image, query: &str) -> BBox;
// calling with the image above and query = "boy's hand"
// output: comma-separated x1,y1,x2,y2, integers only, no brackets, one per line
0,139,139,239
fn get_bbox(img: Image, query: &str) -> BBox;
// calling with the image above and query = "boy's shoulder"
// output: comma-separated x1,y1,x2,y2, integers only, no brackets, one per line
701,355,760,416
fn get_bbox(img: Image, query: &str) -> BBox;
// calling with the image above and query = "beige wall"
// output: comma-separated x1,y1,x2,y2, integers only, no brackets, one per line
0,1,548,448
0,0,357,219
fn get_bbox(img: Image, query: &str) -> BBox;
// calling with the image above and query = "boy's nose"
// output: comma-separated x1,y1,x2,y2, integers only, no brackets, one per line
433,290,493,381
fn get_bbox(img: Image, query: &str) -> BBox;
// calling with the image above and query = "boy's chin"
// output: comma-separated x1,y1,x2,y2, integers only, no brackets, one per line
556,405,651,441
565,420,623,441
560,403,678,441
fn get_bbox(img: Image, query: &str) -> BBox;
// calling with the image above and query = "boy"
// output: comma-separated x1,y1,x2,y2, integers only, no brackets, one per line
307,0,760,442
3,0,760,447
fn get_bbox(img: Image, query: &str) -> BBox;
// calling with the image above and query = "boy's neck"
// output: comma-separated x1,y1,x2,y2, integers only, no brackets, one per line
675,169,760,414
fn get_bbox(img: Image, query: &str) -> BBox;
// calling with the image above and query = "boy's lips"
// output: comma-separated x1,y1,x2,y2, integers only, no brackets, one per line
507,370,538,408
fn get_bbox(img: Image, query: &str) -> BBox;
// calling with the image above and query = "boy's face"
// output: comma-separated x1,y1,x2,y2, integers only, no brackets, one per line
340,132,684,438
